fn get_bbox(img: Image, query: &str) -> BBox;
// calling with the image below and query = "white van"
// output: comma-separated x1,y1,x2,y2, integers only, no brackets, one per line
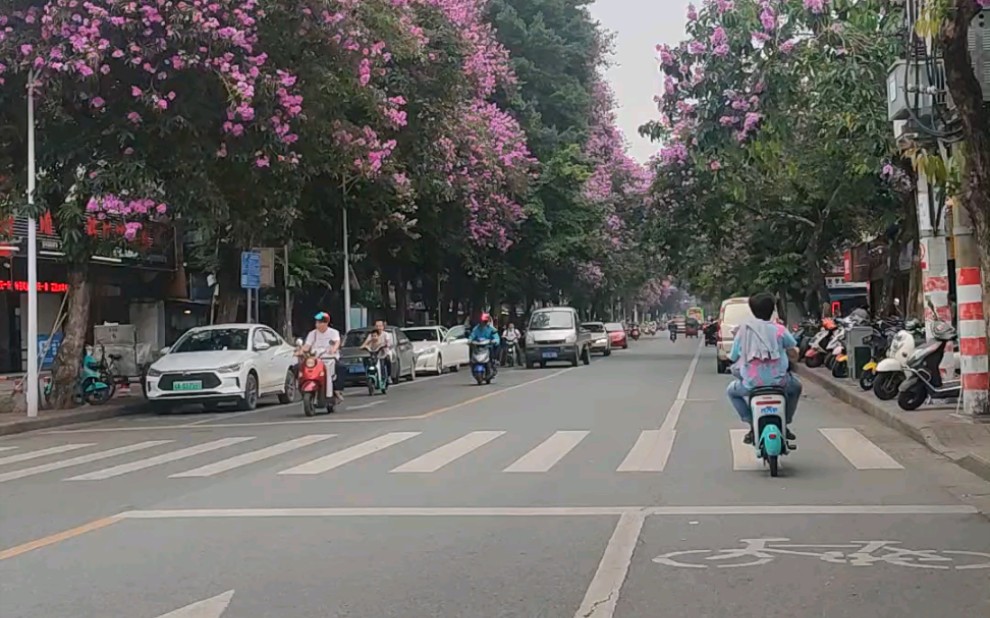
716,297,779,374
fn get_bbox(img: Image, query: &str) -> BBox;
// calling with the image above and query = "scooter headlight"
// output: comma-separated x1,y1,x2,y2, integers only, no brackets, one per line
305,357,318,368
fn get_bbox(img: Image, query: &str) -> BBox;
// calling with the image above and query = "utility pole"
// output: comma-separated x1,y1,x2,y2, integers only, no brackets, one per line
342,201,351,334
915,172,953,371
26,70,39,418
951,199,989,416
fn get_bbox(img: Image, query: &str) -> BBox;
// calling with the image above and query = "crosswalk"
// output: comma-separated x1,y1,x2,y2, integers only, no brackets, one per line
0,427,906,483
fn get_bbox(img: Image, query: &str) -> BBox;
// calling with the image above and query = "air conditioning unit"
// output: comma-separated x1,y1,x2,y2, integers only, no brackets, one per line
887,60,940,121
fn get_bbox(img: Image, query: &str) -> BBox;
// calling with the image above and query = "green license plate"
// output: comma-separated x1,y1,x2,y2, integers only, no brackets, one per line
172,380,203,391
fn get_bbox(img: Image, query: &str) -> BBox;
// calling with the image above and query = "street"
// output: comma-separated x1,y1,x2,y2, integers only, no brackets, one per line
2,337,990,618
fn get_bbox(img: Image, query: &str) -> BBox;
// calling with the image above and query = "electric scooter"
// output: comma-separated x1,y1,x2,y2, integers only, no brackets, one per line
364,349,389,396
747,386,793,478
470,339,497,385
294,343,336,416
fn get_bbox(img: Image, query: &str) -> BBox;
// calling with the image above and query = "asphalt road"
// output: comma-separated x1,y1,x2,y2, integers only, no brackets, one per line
2,337,990,618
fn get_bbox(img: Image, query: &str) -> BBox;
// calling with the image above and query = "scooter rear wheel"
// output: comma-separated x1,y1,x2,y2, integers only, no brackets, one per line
859,370,876,391
897,383,927,411
805,354,824,368
873,372,902,401
768,456,779,477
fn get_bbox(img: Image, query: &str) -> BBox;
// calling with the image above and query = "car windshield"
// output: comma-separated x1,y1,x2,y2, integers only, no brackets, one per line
171,328,249,353
604,323,624,332
404,329,439,342
582,323,605,333
529,311,574,330
343,330,373,348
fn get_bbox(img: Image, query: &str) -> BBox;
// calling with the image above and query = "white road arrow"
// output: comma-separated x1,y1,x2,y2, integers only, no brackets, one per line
155,590,234,618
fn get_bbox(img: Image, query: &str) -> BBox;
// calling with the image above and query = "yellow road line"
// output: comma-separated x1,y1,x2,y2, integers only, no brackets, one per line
0,516,122,561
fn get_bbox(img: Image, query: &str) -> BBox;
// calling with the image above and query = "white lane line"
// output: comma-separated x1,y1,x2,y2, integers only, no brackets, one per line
278,432,420,475
504,431,589,472
0,441,173,483
169,435,336,478
729,429,762,470
156,590,235,618
347,400,386,411
391,431,505,473
658,342,703,433
574,512,645,618
65,438,253,481
0,446,18,452
819,428,904,470
0,443,93,466
616,430,674,472
117,504,978,519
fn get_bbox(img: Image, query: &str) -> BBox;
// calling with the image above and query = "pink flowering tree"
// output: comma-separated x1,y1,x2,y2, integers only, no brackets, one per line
0,0,308,407
642,0,907,313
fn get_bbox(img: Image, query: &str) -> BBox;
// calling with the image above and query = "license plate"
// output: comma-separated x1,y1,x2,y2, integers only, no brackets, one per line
542,351,558,359
348,365,364,374
172,380,202,391
758,406,779,417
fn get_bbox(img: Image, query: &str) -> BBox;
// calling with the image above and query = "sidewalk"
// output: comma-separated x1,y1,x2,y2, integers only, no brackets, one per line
796,365,990,482
0,387,148,436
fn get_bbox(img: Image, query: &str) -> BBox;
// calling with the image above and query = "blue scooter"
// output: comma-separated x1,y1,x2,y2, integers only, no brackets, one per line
746,386,793,477
470,339,497,385
43,349,114,406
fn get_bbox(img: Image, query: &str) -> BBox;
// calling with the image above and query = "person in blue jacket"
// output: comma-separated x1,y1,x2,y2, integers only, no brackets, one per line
469,312,501,346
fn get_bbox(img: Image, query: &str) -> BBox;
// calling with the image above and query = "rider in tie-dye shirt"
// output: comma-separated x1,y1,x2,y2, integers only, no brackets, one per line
725,292,802,445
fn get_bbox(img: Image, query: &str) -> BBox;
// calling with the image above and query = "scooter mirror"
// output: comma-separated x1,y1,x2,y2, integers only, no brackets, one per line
893,298,900,307
294,338,304,347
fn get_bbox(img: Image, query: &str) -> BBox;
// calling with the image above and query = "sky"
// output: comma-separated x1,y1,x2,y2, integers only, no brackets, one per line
588,0,692,163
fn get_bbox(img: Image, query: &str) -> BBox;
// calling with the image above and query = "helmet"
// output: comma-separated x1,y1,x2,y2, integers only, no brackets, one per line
314,312,330,323
480,312,491,324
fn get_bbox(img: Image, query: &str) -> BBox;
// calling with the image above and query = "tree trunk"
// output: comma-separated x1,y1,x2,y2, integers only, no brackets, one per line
49,263,91,409
215,246,242,323
394,275,408,327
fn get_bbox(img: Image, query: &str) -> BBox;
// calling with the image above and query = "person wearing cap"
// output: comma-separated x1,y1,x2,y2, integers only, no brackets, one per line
302,312,343,402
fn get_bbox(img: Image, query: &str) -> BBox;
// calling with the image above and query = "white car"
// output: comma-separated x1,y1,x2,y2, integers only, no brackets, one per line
402,325,470,374
144,324,298,412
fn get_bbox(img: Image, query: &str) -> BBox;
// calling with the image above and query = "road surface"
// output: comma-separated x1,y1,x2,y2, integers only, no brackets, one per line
2,337,989,617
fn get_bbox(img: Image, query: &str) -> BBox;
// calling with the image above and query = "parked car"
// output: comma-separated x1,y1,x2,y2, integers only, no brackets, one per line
144,323,298,413
402,325,469,374
581,321,612,356
337,327,416,386
604,322,628,350
524,307,592,368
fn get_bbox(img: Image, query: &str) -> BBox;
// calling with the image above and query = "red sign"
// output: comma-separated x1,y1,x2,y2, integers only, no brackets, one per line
0,280,69,293
843,250,852,282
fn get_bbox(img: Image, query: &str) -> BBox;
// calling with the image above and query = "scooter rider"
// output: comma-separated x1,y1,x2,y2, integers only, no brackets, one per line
726,292,801,444
301,312,343,404
362,320,394,382
470,313,501,370
501,321,521,364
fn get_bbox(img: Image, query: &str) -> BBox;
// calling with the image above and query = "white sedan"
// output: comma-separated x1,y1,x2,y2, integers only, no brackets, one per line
144,323,298,412
402,325,469,374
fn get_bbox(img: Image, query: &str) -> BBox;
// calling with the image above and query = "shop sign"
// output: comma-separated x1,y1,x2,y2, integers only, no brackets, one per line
0,280,69,293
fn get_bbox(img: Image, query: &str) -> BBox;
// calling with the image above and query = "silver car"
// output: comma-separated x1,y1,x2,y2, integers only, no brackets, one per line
581,322,612,356
524,307,592,368
337,327,417,386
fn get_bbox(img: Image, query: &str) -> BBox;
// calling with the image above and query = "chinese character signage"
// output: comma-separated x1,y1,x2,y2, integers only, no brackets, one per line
0,280,69,293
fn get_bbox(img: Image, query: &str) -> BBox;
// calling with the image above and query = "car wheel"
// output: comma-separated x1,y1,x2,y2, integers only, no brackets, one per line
570,354,579,367
582,347,591,365
435,354,444,375
604,347,611,357
278,369,297,404
391,361,400,385
622,343,628,349
407,362,416,381
237,372,259,411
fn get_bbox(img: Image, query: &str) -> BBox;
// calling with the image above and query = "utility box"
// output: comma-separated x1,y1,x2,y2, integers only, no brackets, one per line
886,60,939,121
845,326,875,380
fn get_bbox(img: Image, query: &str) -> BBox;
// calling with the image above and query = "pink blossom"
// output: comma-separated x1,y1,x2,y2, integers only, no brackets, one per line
90,96,105,109
804,0,827,14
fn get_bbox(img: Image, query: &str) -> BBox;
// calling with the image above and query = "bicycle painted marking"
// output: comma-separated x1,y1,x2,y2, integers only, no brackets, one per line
652,538,990,570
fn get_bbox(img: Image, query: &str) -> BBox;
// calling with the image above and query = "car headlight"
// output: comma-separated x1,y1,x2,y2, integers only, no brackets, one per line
565,334,577,344
422,346,438,356
217,363,242,373
526,332,534,345
146,367,162,377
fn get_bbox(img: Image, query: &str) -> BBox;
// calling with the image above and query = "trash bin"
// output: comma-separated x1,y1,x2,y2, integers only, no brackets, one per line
845,326,874,381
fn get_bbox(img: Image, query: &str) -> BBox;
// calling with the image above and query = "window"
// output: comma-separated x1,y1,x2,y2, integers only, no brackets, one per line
343,330,370,348
252,329,268,350
604,323,624,332
404,328,439,342
261,329,282,347
172,328,250,353
447,325,467,340
529,310,575,330
396,330,411,345
582,323,605,333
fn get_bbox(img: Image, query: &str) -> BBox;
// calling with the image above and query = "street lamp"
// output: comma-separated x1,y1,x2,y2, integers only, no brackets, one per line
26,70,39,418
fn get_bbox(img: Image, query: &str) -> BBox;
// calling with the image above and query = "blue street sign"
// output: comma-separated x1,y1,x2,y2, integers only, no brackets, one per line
38,332,63,370
240,251,262,289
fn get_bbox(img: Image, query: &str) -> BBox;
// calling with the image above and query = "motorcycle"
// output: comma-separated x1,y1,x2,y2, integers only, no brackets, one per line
43,347,115,406
897,320,959,411
669,326,678,342
294,343,335,417
470,339,497,385
858,318,903,391
803,318,837,368
364,349,389,396
502,341,520,368
703,322,719,346
747,386,793,478
823,321,847,371
873,319,925,400
630,326,641,341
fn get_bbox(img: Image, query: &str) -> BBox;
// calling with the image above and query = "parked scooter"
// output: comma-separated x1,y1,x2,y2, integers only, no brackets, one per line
43,348,114,406
858,317,904,390
746,386,793,478
803,318,837,368
364,349,389,396
872,319,925,400
897,320,959,410
470,339,497,385
294,345,336,416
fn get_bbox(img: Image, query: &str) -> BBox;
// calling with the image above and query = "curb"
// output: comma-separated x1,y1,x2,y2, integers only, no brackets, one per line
796,365,990,483
0,401,147,437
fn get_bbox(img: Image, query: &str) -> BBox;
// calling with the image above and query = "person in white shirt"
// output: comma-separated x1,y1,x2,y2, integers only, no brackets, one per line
302,312,342,401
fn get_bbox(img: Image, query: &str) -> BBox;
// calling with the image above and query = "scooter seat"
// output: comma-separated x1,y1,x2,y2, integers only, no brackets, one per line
749,385,786,397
